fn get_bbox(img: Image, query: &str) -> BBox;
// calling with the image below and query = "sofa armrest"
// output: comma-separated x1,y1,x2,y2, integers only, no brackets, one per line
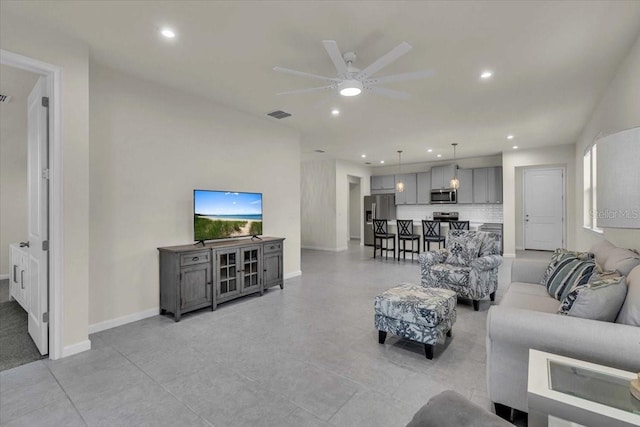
471,254,502,271
510,259,549,284
487,306,640,372
419,249,448,267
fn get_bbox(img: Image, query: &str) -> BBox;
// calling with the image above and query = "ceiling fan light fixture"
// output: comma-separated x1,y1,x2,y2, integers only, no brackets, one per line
339,80,363,96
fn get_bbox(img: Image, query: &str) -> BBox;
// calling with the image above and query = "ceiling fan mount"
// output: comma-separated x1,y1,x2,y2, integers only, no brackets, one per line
273,40,434,100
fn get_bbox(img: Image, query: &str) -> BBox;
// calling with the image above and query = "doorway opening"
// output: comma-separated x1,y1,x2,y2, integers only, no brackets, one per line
1,49,63,361
347,176,362,245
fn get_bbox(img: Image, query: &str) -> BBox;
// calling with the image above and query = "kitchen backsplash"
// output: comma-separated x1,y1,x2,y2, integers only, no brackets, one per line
397,204,504,223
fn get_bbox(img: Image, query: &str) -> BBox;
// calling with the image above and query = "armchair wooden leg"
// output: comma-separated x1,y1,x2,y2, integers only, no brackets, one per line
424,344,434,360
378,330,387,344
473,300,480,311
446,328,452,337
490,291,496,302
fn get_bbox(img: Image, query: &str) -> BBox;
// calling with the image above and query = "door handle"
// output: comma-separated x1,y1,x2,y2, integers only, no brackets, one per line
13,265,18,283
20,270,25,289
19,241,30,248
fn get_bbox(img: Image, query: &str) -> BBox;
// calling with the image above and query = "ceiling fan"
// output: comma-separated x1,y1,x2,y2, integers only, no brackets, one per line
273,40,433,100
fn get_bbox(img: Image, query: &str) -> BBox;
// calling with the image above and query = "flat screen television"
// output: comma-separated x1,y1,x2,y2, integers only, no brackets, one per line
193,190,263,242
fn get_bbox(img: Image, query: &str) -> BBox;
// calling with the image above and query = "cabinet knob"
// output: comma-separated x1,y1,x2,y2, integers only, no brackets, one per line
192,256,199,261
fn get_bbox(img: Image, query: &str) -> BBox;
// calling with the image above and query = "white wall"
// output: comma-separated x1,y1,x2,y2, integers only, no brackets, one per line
503,144,576,256
372,154,502,175
1,11,91,349
89,62,301,325
301,158,336,250
301,158,371,250
575,32,640,251
0,66,37,277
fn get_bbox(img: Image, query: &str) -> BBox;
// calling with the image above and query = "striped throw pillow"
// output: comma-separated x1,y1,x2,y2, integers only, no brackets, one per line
545,257,596,301
540,249,594,285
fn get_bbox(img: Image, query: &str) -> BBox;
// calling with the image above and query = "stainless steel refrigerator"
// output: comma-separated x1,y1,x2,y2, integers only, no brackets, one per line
364,194,396,246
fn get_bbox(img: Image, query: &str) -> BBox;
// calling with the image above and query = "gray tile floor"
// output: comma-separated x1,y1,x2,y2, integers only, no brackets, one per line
0,243,528,427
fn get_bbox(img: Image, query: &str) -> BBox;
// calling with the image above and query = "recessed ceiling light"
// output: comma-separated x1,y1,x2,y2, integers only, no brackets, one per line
512,146,519,149
380,160,385,164
436,154,442,158
331,109,340,116
507,134,514,140
361,154,366,158
480,70,493,79
160,28,176,39
427,149,433,153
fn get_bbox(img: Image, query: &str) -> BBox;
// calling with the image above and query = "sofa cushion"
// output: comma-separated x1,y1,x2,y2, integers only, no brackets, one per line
590,239,616,267
445,230,481,265
603,247,640,277
558,276,627,321
545,257,596,301
540,249,593,285
616,265,640,326
500,283,560,313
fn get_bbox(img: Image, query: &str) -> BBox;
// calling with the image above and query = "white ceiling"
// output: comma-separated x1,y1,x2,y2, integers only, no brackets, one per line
3,1,640,166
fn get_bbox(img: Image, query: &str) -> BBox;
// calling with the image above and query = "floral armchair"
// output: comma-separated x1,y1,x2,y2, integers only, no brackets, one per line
419,230,502,311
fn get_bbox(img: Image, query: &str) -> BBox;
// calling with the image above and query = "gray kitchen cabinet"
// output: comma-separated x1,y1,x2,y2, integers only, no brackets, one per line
395,173,417,205
371,175,396,193
263,240,284,289
416,172,431,204
431,164,457,190
158,237,284,320
456,168,474,204
473,167,503,204
159,249,213,321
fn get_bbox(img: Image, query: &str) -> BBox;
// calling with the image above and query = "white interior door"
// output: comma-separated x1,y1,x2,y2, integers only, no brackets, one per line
524,168,564,251
27,76,49,355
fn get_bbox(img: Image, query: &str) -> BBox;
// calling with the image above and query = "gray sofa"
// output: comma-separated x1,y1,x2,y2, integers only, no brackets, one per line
486,239,640,414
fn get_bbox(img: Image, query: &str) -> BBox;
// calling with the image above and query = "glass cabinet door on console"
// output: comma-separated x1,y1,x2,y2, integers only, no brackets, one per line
216,248,240,299
240,246,262,293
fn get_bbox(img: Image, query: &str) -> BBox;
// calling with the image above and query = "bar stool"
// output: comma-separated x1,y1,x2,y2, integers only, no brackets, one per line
449,220,470,230
373,219,395,259
422,220,446,251
397,220,420,261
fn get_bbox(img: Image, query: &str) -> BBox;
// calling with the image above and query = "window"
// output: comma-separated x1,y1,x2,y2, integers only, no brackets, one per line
583,144,602,233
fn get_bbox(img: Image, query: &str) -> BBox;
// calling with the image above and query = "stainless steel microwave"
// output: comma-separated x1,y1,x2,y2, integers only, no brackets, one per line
430,189,457,204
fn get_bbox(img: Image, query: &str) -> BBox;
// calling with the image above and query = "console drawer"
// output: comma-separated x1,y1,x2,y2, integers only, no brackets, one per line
180,251,210,266
263,242,282,254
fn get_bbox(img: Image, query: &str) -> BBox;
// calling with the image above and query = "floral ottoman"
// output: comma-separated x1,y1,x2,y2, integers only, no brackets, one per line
374,283,457,359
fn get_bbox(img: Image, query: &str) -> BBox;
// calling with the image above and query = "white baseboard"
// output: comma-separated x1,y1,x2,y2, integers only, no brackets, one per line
284,270,301,280
88,307,159,334
503,252,516,258
301,245,346,252
0,274,9,280
62,339,91,357
515,245,524,250
350,236,360,240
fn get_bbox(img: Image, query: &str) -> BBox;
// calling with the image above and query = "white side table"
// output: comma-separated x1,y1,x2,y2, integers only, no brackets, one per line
527,349,640,427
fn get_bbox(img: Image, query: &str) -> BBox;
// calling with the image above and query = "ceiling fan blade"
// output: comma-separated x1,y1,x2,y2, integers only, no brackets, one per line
365,69,434,85
322,40,349,79
368,86,410,100
277,85,335,95
273,66,340,83
356,41,412,80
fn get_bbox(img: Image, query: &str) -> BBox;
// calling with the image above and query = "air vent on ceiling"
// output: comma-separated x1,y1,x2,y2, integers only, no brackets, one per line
0,94,12,103
364,162,371,165
314,149,325,153
267,110,291,119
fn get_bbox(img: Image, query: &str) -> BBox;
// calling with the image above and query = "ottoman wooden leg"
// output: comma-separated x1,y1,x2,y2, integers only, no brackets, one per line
378,330,387,344
490,291,496,302
473,300,480,311
424,344,434,360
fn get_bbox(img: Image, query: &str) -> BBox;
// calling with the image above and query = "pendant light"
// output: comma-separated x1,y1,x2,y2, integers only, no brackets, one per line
449,143,460,190
396,150,404,192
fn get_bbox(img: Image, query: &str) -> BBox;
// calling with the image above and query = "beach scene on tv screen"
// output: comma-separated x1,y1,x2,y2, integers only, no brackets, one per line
194,191,262,240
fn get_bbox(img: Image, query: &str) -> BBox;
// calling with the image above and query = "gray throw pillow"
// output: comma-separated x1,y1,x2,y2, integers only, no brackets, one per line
616,265,640,326
558,276,627,322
